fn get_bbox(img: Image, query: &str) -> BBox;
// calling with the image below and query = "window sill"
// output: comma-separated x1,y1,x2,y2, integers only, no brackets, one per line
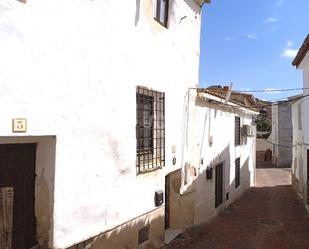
153,18,168,29
136,165,164,176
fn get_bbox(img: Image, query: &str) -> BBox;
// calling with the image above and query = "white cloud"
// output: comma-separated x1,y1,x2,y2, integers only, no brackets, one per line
247,33,257,40
281,40,298,59
263,17,278,24
224,37,233,41
281,49,298,58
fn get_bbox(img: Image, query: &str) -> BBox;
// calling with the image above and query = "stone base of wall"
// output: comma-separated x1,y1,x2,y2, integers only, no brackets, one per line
66,207,165,249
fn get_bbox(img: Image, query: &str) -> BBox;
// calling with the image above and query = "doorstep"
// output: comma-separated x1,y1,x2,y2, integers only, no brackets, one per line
164,229,182,244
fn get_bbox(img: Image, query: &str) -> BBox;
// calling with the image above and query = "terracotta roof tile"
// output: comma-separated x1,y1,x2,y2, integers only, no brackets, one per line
292,34,309,68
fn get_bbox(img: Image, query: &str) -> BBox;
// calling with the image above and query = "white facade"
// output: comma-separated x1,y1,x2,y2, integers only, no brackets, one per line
0,0,205,248
292,100,305,195
291,37,309,204
183,91,257,223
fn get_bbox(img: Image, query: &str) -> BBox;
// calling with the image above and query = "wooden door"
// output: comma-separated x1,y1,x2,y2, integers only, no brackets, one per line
215,163,223,208
165,174,170,229
0,144,37,249
307,150,309,205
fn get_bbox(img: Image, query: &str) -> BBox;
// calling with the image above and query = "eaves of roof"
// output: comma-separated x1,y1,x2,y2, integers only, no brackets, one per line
194,0,211,7
292,34,309,68
196,89,259,113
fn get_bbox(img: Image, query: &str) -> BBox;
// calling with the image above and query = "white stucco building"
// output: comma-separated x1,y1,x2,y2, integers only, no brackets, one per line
291,34,309,205
177,88,257,226
292,35,309,205
0,0,210,248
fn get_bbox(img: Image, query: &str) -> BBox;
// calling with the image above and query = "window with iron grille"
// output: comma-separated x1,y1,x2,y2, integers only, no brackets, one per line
235,116,241,146
235,157,240,188
136,87,165,174
154,0,169,27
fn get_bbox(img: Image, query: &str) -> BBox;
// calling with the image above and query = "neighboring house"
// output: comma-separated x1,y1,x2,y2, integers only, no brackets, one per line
0,0,209,249
178,88,257,225
290,95,304,197
291,34,309,204
271,101,293,167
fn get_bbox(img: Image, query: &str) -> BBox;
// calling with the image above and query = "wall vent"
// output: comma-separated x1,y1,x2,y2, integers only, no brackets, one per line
138,225,149,245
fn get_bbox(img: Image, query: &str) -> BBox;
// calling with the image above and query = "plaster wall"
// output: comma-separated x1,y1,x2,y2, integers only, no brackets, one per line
293,51,309,202
186,94,257,225
302,59,309,145
272,103,279,160
0,0,202,248
272,102,293,167
277,103,293,167
292,101,305,195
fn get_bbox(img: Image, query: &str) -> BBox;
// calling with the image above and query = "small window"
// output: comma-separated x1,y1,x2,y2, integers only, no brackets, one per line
154,0,169,27
235,116,241,146
136,87,165,174
235,158,240,188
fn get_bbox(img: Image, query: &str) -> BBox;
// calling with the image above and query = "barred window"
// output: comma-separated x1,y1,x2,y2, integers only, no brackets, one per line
136,87,165,174
235,157,240,188
235,116,240,146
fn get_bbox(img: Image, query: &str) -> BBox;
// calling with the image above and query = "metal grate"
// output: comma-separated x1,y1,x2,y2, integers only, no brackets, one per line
235,157,240,188
136,87,165,174
138,225,149,245
235,116,241,146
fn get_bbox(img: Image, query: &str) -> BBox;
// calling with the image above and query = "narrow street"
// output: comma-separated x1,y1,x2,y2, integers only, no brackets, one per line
163,167,309,249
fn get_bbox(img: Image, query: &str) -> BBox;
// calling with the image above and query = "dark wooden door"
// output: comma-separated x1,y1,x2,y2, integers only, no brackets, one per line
307,150,309,205
215,163,223,208
165,174,170,229
0,144,37,249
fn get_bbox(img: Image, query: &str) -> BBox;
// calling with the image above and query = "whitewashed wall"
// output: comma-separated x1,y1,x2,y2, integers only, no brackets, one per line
301,55,309,147
184,92,257,224
0,0,202,248
293,51,309,199
272,103,279,159
292,101,304,187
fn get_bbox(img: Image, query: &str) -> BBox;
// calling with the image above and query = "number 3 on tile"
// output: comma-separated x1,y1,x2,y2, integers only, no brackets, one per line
12,118,27,133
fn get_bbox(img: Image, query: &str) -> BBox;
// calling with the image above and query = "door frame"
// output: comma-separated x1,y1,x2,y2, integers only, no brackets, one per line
0,136,56,249
165,174,170,229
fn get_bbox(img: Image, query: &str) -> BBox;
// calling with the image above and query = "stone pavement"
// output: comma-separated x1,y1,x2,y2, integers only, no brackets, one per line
162,168,309,249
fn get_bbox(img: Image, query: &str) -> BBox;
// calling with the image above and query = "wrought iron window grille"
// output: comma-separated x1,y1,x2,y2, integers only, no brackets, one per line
136,87,165,174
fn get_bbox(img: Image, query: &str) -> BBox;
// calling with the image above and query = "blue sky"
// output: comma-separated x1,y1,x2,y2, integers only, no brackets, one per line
199,0,309,100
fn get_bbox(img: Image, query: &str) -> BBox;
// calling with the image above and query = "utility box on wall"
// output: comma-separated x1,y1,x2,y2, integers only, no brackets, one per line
206,168,213,180
154,190,164,207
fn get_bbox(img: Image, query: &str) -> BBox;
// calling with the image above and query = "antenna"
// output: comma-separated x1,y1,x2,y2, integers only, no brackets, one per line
225,82,233,104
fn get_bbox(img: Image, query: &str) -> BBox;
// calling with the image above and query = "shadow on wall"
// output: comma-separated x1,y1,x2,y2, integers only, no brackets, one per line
64,143,251,249
183,0,201,13
135,0,141,26
66,207,165,249
179,142,252,226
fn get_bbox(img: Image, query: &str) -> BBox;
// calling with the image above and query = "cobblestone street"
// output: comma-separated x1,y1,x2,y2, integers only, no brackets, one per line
163,167,309,249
